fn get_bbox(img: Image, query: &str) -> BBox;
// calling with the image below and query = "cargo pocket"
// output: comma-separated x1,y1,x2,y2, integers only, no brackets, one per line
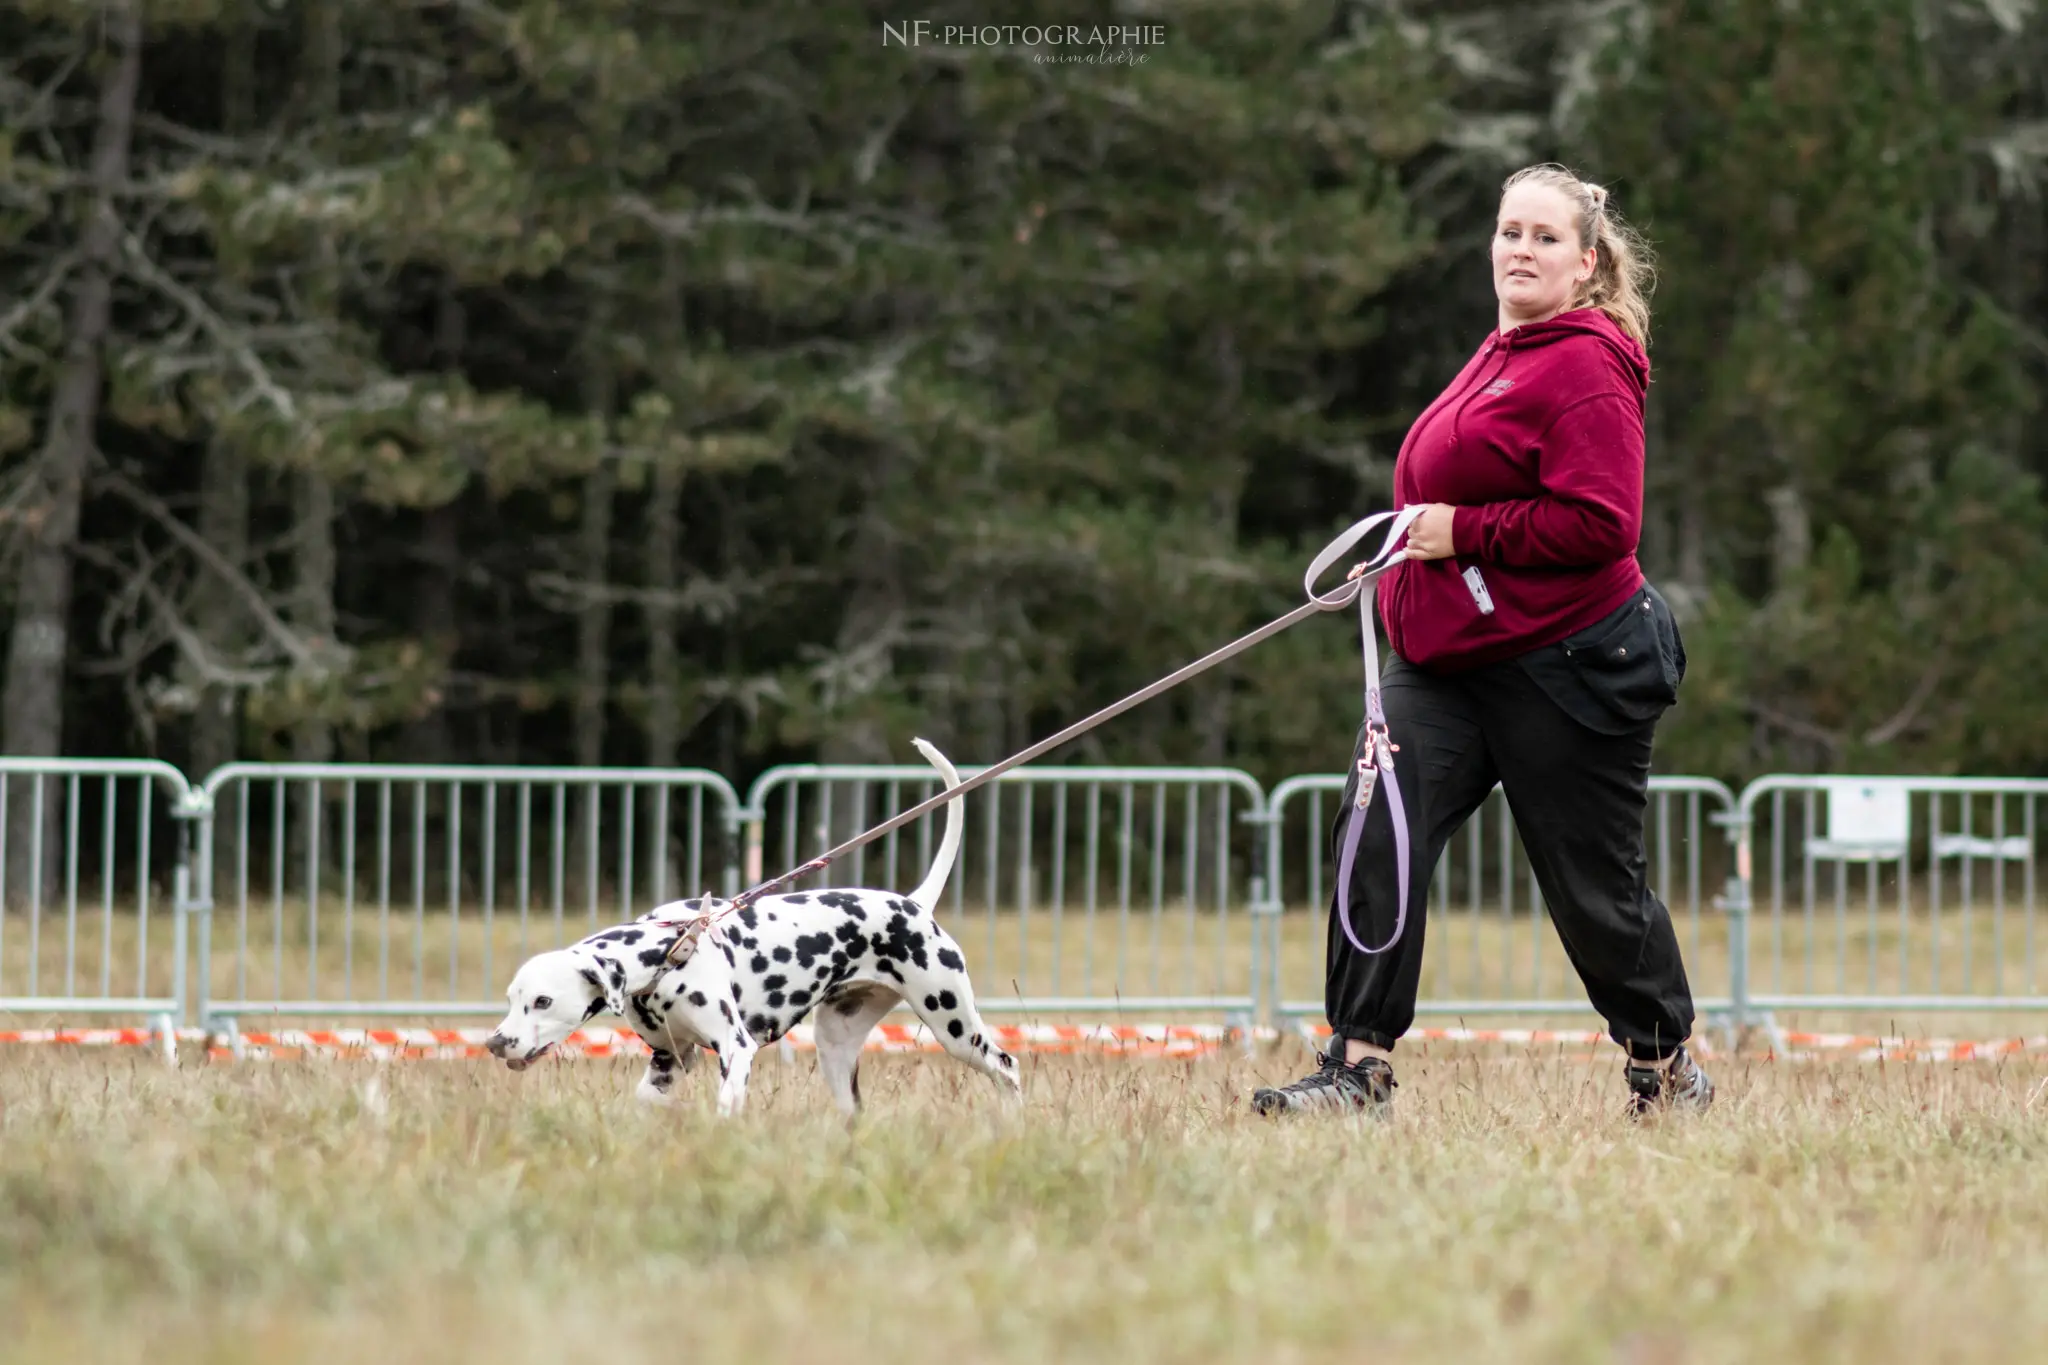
1561,586,1681,724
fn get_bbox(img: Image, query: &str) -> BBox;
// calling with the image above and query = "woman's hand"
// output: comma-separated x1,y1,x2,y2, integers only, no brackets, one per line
1398,503,1457,561
1346,503,1459,579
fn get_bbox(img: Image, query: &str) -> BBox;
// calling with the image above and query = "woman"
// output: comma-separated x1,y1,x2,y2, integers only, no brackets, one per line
1251,164,1713,1120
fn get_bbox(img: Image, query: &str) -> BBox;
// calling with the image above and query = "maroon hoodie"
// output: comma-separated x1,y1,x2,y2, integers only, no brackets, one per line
1377,306,1650,672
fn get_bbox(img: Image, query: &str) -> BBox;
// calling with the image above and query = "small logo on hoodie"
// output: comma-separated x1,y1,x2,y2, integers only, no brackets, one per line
1483,377,1514,397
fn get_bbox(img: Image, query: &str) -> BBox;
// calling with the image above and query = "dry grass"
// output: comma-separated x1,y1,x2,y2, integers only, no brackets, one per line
2,1044,2047,1365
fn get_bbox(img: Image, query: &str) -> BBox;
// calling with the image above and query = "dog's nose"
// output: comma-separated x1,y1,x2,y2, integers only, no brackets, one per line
483,1033,509,1057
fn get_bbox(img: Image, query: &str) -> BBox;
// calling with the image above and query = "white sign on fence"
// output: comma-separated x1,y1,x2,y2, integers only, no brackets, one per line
1805,779,1913,862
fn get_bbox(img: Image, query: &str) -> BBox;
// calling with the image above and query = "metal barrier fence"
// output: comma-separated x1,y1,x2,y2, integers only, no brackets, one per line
5,755,2048,1040
191,764,742,1029
1257,774,1742,1029
741,763,1269,1018
1736,776,2048,1017
0,758,197,1037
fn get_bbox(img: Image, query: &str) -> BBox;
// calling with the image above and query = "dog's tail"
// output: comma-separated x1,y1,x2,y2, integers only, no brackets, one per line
907,737,966,911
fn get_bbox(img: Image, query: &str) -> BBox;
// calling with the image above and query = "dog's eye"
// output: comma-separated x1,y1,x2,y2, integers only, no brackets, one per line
533,995,553,1010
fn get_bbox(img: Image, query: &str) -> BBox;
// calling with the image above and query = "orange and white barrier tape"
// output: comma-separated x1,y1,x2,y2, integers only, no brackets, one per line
0,1027,168,1047
1775,1031,2048,1063
7,1022,2046,1064
206,1021,1250,1062
1,1021,1254,1062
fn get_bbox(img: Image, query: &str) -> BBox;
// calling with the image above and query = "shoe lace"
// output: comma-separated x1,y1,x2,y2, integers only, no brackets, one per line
1279,1052,1349,1093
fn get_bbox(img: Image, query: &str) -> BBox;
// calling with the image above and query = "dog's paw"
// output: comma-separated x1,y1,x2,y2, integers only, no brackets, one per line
634,1078,679,1106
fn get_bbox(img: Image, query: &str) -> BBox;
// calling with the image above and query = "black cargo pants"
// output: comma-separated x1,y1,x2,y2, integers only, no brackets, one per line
1325,582,1696,1062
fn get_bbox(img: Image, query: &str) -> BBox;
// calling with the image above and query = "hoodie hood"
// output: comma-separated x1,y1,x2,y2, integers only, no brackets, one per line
1497,307,1649,398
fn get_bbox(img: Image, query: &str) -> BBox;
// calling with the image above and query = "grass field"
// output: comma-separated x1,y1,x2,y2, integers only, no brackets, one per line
2,1043,2046,1365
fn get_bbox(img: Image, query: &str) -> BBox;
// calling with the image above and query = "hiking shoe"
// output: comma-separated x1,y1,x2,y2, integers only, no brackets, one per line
1625,1045,1714,1118
1251,1041,1396,1117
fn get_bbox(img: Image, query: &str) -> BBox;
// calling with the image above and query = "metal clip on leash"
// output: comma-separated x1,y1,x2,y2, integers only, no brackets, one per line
667,507,1429,966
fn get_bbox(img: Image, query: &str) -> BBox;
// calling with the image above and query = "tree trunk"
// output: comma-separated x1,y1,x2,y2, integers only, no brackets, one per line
290,0,343,770
2,2,143,909
574,296,617,771
1765,483,1811,599
188,440,251,777
187,2,259,783
644,460,683,769
644,249,684,776
572,290,617,905
403,284,466,763
644,400,684,895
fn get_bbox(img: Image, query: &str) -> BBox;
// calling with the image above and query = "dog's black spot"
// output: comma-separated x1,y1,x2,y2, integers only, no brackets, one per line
924,994,939,1011
788,988,811,1008
792,932,835,969
890,898,919,917
970,1033,981,1048
767,992,785,1008
746,1013,772,1037
751,953,769,974
607,962,627,988
1000,1053,1015,1068
763,974,787,992
876,958,903,981
581,998,607,1021
948,1018,964,1038
719,1000,735,1023
632,997,661,1032
592,928,645,946
738,907,759,931
637,947,670,968
938,989,958,1010
772,946,792,963
873,913,929,970
577,967,604,991
687,990,708,1008
784,893,808,905
937,947,965,972
731,982,743,1001
818,892,861,914
720,942,736,966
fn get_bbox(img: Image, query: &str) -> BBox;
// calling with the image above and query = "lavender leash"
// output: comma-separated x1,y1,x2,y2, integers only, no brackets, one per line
1301,509,1424,956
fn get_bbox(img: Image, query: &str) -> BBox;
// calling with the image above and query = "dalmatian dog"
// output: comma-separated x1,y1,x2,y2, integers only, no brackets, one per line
484,738,1020,1117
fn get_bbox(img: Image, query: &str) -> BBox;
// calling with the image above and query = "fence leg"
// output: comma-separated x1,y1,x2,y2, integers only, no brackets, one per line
151,1011,177,1065
1713,804,1754,1055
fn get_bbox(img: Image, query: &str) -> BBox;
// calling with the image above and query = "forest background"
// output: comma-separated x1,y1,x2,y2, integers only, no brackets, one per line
5,0,2047,817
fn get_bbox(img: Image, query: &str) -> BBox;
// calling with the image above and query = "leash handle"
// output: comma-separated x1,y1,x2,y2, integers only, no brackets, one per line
1326,505,1426,957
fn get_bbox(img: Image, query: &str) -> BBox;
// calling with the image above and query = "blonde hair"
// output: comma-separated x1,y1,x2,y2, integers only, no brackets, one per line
1500,163,1657,347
